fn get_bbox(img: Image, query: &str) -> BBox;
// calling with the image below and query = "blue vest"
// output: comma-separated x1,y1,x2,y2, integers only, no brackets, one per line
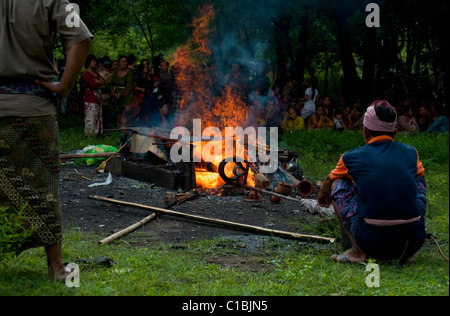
342,139,422,220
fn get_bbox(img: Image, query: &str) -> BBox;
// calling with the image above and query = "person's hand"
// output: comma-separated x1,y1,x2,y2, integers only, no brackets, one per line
317,190,331,208
317,174,333,207
35,80,72,98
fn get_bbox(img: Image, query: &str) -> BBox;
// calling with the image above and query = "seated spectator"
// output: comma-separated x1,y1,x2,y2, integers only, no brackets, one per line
307,105,335,130
425,104,449,134
345,107,363,130
397,106,420,133
416,105,433,133
281,107,305,132
321,96,334,118
332,109,347,132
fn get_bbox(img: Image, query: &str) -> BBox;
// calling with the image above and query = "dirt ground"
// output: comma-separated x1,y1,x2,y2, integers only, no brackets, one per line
59,164,329,254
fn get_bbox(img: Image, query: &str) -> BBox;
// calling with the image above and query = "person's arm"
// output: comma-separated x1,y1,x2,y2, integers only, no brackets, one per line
308,115,318,129
317,174,334,207
82,70,101,89
36,38,92,97
317,155,353,207
281,111,289,129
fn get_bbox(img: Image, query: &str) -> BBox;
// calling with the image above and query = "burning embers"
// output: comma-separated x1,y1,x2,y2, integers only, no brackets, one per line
170,118,278,190
114,120,278,194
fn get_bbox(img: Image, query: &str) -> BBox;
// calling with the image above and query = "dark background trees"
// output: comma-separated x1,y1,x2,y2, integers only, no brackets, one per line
70,0,450,107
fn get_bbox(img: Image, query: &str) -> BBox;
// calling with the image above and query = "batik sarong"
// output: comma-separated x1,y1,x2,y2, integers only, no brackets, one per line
0,115,62,249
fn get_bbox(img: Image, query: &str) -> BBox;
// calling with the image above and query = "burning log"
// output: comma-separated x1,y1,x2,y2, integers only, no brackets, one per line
89,195,336,243
254,173,270,190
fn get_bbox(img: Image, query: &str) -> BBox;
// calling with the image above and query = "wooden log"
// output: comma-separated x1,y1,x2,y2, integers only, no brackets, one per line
89,195,335,243
99,212,157,245
60,152,117,159
236,183,300,202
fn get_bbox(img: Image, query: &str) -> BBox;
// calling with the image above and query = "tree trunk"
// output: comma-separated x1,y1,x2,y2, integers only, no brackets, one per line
362,26,377,108
333,0,360,99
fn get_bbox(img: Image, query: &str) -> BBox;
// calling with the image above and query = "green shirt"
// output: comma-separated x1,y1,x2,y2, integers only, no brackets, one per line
109,70,134,112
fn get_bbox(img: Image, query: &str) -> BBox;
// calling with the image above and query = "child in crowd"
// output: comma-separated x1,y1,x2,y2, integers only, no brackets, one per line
333,109,346,131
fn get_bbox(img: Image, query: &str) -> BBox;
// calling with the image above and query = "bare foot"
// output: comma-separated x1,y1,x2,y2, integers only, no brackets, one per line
330,247,367,263
402,252,418,264
48,264,74,282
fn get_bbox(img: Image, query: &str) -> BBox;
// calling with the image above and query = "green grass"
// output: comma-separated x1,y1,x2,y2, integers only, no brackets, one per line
0,124,448,296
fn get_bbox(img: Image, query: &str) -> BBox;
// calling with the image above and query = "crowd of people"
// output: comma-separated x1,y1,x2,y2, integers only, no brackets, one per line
62,53,449,138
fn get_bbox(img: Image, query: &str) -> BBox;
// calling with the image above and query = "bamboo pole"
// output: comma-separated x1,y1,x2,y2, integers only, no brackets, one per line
236,183,300,202
89,195,335,243
61,152,117,159
100,213,157,245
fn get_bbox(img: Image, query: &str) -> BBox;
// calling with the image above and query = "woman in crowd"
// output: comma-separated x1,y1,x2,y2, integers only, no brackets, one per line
416,105,433,133
307,105,335,130
109,55,134,127
321,96,334,118
397,105,420,133
82,55,106,137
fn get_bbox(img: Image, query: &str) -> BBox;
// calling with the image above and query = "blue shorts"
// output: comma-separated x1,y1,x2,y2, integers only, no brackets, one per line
331,176,427,261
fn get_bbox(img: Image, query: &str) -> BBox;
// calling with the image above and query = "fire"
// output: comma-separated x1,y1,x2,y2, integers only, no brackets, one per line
166,4,258,190
192,139,256,189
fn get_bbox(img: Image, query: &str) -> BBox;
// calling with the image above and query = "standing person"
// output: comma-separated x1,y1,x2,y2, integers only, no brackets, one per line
109,56,134,127
318,101,427,263
111,60,119,72
82,55,106,137
300,77,319,120
0,0,92,280
98,57,114,129
159,60,173,104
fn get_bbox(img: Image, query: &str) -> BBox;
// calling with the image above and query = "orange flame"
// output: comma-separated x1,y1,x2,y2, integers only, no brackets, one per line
167,4,257,190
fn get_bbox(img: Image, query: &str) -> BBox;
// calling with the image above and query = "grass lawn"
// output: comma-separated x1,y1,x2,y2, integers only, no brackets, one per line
0,121,448,296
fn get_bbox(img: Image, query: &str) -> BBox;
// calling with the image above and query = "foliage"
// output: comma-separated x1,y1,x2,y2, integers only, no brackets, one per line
0,205,34,258
69,0,450,102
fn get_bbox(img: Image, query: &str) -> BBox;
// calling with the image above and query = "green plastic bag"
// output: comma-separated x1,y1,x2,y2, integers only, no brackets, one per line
76,145,118,166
